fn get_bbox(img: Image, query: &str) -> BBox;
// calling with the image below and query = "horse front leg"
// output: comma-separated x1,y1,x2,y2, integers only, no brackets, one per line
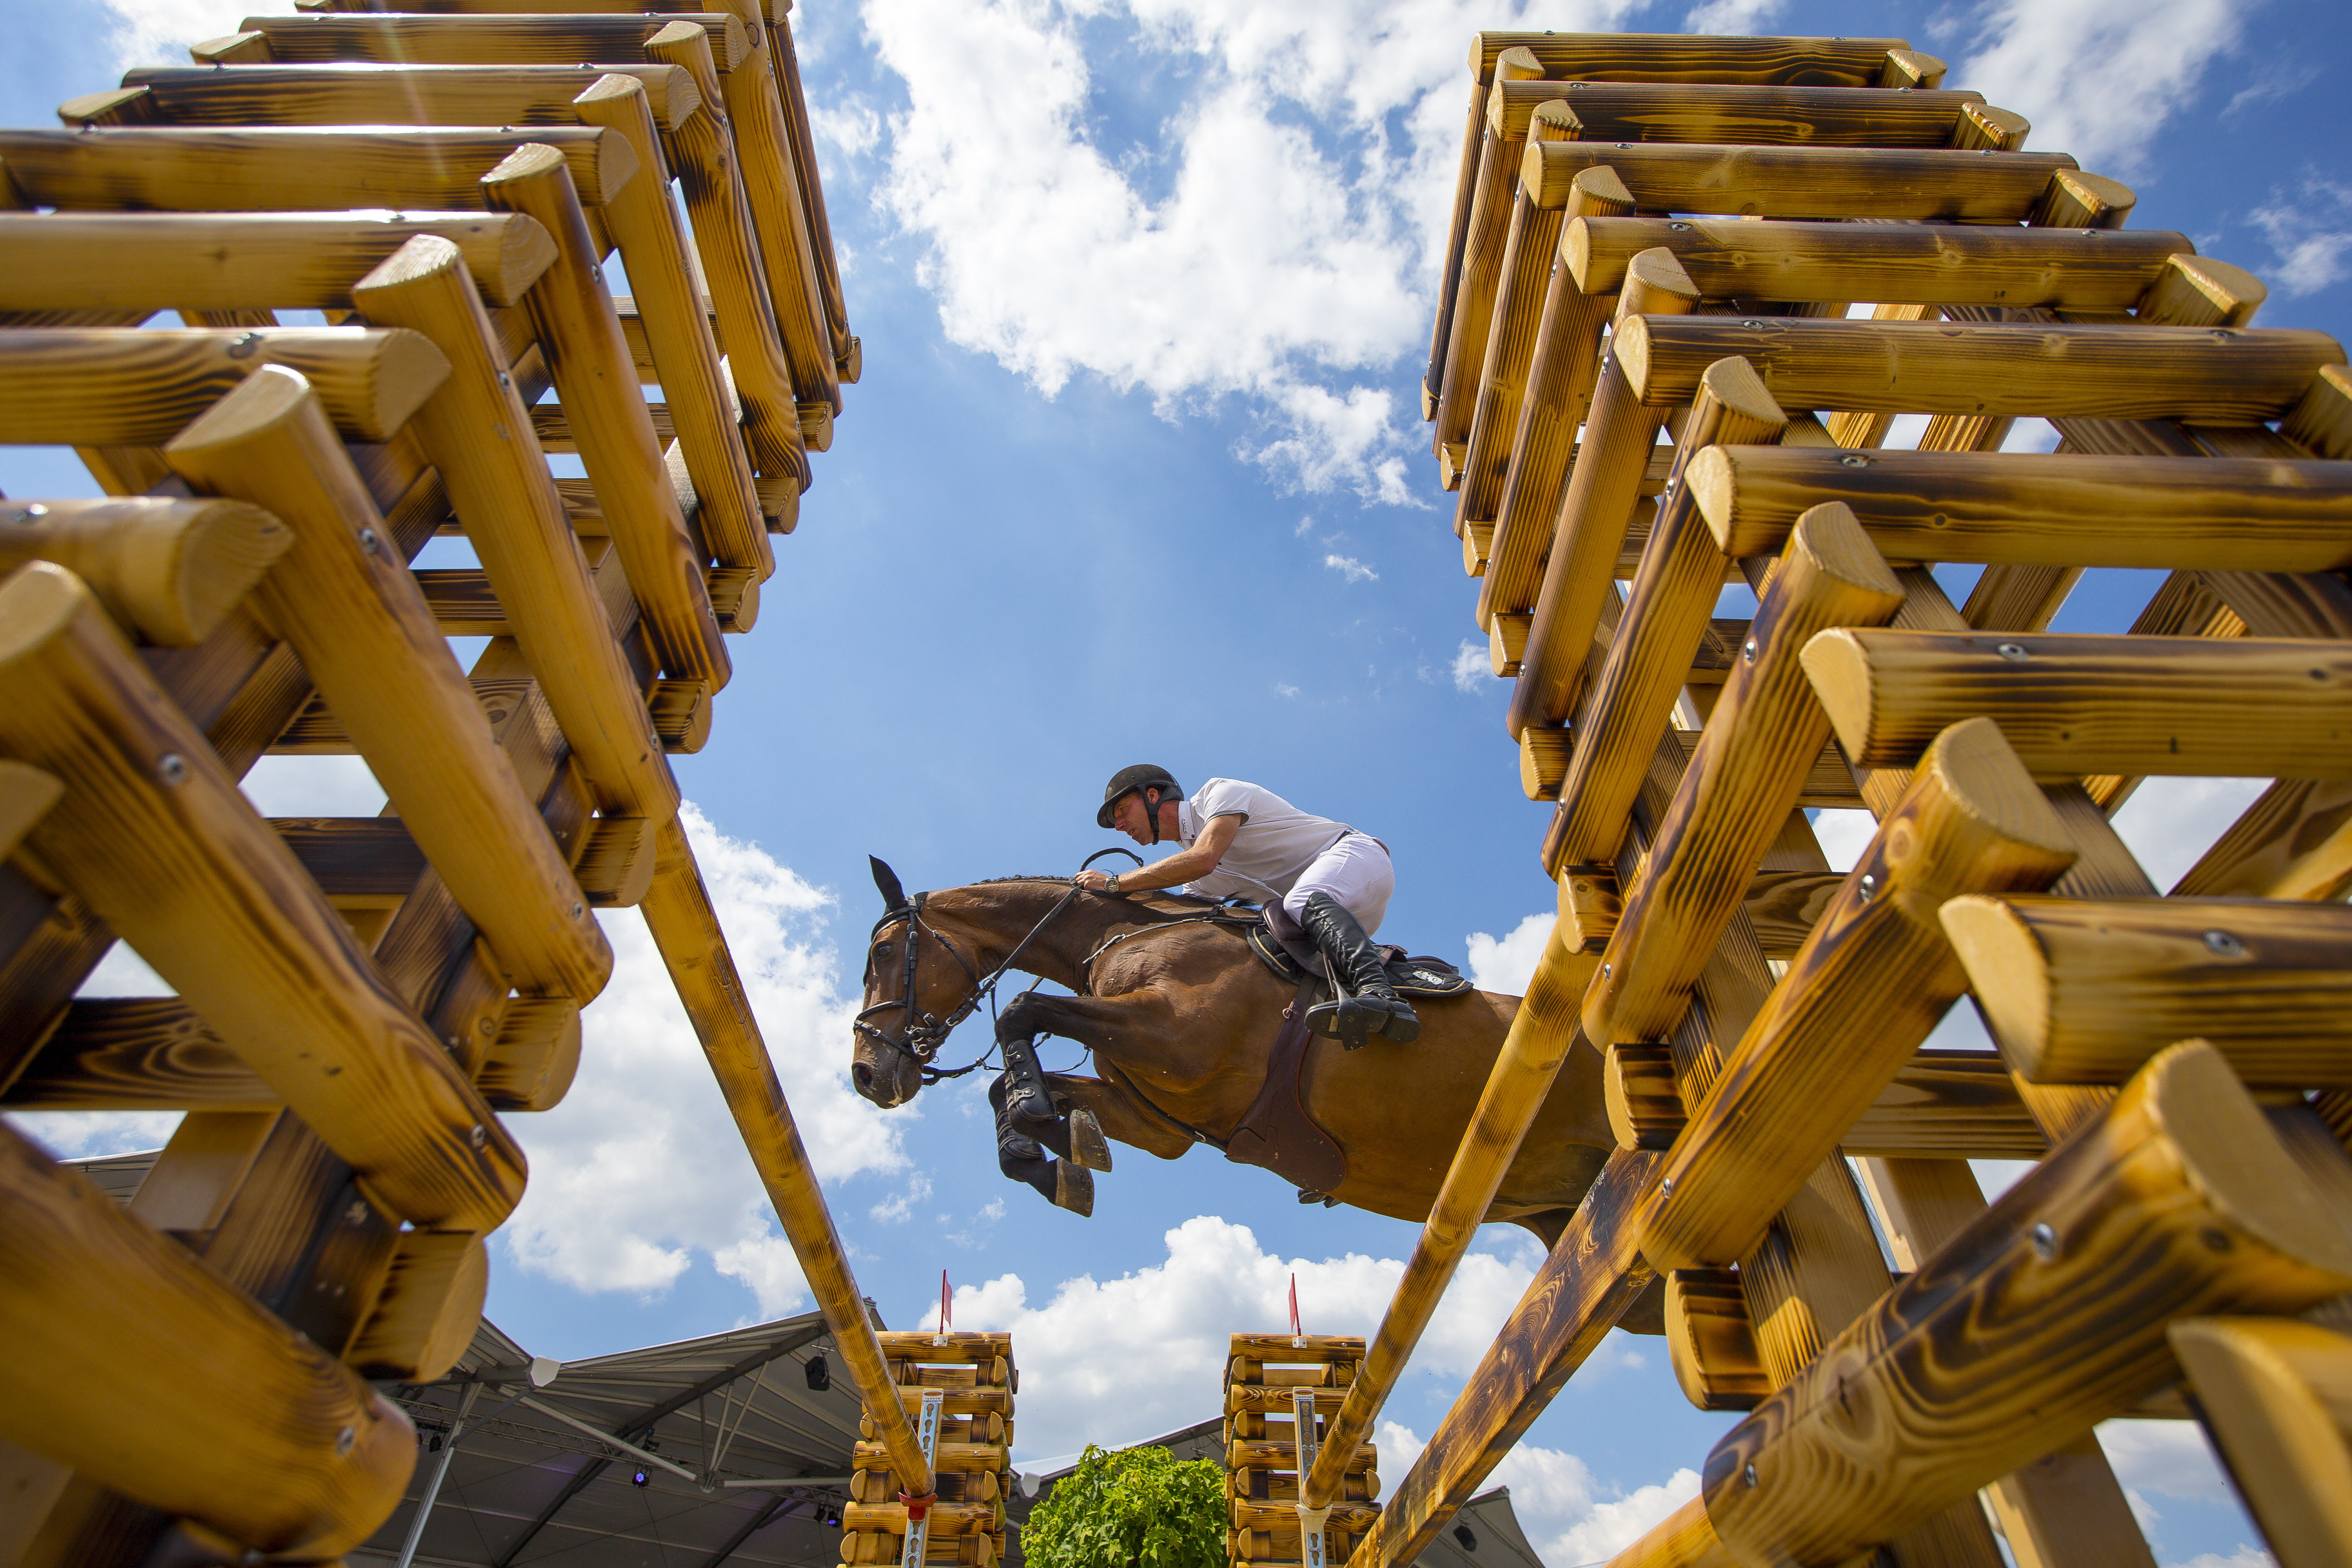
998,989,1180,1171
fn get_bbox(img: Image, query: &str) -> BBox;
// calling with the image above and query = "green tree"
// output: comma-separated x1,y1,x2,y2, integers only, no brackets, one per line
1021,1444,1225,1568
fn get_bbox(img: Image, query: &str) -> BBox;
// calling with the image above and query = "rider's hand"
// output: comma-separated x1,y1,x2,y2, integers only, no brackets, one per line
1073,869,1108,890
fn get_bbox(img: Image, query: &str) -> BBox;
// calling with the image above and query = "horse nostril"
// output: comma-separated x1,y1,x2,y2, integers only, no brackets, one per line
853,1063,873,1093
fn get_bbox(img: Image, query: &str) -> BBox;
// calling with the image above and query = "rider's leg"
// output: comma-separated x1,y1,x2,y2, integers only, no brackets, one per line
1288,837,1419,1045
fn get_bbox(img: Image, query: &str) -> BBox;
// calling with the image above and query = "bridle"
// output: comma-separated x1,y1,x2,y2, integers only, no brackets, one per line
853,850,1142,1084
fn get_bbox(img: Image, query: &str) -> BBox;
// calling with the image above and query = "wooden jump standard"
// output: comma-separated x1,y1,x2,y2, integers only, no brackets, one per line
0,0,935,1562
1289,30,2352,1568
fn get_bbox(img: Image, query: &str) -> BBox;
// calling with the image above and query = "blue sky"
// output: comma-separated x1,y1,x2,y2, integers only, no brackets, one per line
6,0,2349,1563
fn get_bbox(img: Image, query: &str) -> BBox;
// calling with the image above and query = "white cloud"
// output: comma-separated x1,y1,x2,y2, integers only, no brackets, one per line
95,0,230,69
809,96,884,161
1274,682,1301,698
1324,554,1377,584
929,1214,1550,1460
237,755,390,819
2249,176,2352,297
2170,1551,2274,1568
1808,808,1879,874
499,803,911,1301
1464,912,1548,995
1379,1419,1697,1567
862,0,1641,502
1955,0,2241,174
2107,775,2269,892
1683,0,1782,33
2097,1419,2236,1506
871,1171,935,1222
1450,640,1489,694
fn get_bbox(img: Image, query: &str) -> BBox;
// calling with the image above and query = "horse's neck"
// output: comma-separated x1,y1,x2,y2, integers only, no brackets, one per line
937,884,1104,989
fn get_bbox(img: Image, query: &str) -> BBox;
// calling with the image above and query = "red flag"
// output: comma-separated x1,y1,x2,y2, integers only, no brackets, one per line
1289,1273,1302,1340
940,1269,953,1335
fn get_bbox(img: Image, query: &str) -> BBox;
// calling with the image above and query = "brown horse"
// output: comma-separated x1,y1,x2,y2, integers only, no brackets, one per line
848,866,1624,1250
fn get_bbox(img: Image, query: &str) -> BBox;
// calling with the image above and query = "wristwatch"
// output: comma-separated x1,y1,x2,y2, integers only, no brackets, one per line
1104,872,1122,894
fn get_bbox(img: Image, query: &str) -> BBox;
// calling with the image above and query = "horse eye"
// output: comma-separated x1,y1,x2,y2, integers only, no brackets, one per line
876,943,892,957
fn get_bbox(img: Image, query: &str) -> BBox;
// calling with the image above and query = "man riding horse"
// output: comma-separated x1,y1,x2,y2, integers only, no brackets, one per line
989,766,1423,1207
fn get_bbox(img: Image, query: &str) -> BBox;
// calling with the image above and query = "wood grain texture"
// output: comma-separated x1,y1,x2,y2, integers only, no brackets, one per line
1424,74,1490,418
1451,182,1569,534
0,1121,416,1555
0,326,446,445
1663,1268,1768,1411
1693,447,2352,570
1844,1052,2049,1159
1465,34,1909,84
342,1229,486,1381
483,142,733,692
1352,1148,1660,1568
647,47,809,487
573,74,772,567
639,812,934,1495
1504,250,1700,737
1620,315,2344,421
1521,140,2077,220
235,10,750,68
1638,718,2076,1269
2169,1318,2352,1568
719,40,838,415
354,233,682,831
0,124,635,211
1474,167,1637,630
168,368,612,1007
1486,80,1982,145
1565,216,2190,308
1582,503,1905,1055
1302,917,1601,1509
1702,1043,2352,1568
1805,628,2352,777
0,211,554,312
1599,1496,1733,1568
111,60,697,130
1942,895,2352,1086
1549,358,1786,866
0,561,524,1229
0,496,287,647
1432,48,1541,458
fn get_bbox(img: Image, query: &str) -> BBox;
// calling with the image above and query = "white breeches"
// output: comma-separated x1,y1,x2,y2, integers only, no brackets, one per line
1278,832,1394,936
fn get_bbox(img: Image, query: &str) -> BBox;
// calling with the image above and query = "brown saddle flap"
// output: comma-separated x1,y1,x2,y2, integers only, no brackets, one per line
1223,980,1347,1196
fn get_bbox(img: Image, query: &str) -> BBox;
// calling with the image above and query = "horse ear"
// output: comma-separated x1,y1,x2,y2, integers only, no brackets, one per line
869,856,907,911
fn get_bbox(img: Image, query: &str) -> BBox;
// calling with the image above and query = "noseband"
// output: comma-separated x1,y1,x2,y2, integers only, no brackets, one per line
853,892,985,1074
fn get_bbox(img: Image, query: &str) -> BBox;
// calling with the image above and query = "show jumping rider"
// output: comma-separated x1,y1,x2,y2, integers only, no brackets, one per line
1077,765,1419,1044
990,765,1419,1215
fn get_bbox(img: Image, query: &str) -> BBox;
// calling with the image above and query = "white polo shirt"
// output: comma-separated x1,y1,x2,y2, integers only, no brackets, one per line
1174,778,1352,904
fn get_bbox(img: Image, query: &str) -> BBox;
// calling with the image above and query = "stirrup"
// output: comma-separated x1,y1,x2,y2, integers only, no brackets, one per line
1305,993,1419,1048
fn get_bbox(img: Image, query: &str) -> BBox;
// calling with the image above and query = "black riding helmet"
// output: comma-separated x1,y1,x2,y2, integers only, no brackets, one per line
1097,764,1181,843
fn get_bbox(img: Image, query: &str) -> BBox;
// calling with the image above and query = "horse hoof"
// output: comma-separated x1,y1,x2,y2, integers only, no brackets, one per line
1068,1107,1114,1171
1054,1161,1095,1218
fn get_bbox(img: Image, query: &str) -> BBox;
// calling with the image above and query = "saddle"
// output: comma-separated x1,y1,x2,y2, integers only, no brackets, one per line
1083,892,1473,1201
1221,916,1472,1200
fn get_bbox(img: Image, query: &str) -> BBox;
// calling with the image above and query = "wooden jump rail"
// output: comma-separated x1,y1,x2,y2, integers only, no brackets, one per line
0,0,925,1561
1317,30,2352,1568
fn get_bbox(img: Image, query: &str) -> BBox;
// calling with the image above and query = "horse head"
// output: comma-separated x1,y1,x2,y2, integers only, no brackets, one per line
850,856,969,1109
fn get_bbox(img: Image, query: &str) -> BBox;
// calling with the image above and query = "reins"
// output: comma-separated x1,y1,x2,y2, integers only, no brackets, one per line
854,849,1146,1083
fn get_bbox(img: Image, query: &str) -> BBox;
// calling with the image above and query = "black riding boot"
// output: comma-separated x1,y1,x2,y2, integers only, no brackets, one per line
991,1073,1093,1216
1299,892,1421,1047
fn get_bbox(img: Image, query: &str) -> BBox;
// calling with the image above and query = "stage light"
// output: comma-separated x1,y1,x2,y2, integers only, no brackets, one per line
632,1470,649,1487
804,1354,830,1392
